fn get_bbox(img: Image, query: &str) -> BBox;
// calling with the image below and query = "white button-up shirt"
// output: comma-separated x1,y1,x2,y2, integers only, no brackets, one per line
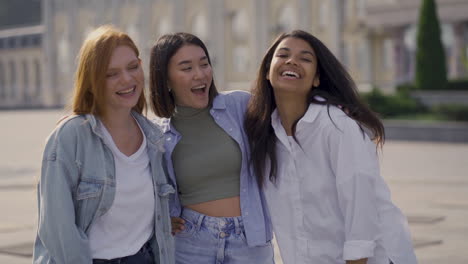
264,103,417,264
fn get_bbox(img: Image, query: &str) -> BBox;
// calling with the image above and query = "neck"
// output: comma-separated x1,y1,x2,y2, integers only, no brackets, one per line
100,109,134,131
274,92,308,136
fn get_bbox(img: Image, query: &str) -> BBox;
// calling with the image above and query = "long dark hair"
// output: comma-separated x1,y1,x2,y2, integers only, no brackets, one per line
149,32,218,118
245,30,385,187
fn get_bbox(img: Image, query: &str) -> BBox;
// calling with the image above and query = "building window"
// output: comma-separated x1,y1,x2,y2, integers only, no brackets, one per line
231,10,248,42
35,59,41,98
341,42,349,68
0,62,5,99
232,45,249,73
23,60,30,103
158,17,170,35
382,39,394,70
278,4,296,33
9,61,16,99
358,42,367,73
357,0,366,18
192,13,208,42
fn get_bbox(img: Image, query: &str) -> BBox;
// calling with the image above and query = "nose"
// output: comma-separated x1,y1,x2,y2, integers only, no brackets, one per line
193,66,204,80
286,56,298,65
121,70,133,82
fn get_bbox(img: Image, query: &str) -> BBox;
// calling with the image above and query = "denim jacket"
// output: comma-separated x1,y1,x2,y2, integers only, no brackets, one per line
155,90,273,247
33,112,175,264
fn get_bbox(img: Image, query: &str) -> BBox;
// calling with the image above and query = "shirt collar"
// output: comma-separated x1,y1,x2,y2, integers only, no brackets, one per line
271,102,321,129
211,93,226,110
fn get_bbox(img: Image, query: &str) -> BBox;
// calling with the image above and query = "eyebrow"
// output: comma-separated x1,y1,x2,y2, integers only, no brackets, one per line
177,56,208,66
107,59,139,71
277,47,315,57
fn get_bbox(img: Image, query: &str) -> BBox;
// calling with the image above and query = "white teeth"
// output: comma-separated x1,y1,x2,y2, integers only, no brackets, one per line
192,85,206,90
116,86,135,95
281,71,300,78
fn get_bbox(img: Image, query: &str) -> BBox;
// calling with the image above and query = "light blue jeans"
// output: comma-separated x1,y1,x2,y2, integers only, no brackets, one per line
175,208,274,264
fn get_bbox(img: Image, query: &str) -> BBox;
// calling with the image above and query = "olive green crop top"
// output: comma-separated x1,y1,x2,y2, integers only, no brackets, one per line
171,106,241,206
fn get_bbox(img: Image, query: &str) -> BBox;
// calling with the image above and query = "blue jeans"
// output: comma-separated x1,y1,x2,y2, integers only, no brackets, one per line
175,208,274,264
92,241,155,264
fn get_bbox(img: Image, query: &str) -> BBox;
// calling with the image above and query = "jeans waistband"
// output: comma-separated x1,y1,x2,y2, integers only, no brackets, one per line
181,207,244,235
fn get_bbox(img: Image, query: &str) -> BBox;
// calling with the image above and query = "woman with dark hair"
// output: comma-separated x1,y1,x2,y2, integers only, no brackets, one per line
245,30,417,264
33,25,174,264
149,32,274,263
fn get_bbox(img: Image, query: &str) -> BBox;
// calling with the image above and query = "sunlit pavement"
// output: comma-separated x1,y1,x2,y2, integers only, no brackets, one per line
1,109,467,264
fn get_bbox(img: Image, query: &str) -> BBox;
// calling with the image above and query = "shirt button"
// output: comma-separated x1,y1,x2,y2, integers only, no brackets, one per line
229,128,233,131
219,220,226,227
166,137,171,141
219,232,226,238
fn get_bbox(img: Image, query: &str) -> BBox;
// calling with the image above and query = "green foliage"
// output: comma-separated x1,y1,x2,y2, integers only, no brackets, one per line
362,87,468,121
446,79,468,91
361,87,426,118
397,79,468,92
415,0,448,90
432,104,468,121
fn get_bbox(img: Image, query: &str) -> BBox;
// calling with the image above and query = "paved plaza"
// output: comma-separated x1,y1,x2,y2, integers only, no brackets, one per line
1,109,468,264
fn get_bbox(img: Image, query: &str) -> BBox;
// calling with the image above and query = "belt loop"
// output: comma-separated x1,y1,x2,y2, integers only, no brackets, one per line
233,217,241,235
196,213,205,232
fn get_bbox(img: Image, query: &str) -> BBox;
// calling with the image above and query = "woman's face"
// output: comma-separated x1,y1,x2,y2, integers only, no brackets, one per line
267,37,320,97
167,44,213,109
104,45,143,113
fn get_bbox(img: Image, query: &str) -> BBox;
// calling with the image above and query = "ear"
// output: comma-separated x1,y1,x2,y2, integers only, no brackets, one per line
313,75,320,87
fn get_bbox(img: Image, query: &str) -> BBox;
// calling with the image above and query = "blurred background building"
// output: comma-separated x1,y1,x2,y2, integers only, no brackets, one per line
0,0,467,109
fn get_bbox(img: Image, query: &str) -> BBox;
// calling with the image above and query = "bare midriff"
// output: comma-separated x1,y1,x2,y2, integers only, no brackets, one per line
185,196,241,217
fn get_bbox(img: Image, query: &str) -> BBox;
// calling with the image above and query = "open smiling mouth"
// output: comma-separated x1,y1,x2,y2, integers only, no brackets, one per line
191,84,207,95
116,86,136,95
281,70,300,79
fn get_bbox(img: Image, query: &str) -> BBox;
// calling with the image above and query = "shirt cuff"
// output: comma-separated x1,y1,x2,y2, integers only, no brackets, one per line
343,240,376,260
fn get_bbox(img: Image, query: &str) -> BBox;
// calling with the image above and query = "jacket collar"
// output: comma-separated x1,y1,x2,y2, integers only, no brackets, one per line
85,111,164,147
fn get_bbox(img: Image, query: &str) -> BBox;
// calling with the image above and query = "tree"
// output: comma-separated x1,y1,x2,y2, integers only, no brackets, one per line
415,0,447,90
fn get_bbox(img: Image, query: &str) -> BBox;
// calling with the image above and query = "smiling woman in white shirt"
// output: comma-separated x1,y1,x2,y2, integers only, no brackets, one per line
245,30,418,264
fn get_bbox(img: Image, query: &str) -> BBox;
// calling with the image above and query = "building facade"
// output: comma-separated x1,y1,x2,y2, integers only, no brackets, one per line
0,25,45,108
365,0,468,90
1,0,468,108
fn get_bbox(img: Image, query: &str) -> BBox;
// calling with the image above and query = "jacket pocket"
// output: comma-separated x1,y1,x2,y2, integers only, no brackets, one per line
75,179,104,230
76,180,103,200
157,183,175,236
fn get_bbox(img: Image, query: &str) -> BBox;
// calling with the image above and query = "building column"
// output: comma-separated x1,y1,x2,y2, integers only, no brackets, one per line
392,26,406,84
330,0,341,59
42,2,54,106
172,0,186,32
297,0,311,31
251,0,269,72
208,0,225,89
452,22,465,78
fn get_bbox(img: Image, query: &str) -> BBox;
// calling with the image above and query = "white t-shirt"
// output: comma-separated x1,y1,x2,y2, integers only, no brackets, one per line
88,120,155,259
264,104,417,264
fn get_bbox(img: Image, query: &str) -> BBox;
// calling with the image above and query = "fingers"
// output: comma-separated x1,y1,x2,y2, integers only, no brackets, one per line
171,217,185,235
